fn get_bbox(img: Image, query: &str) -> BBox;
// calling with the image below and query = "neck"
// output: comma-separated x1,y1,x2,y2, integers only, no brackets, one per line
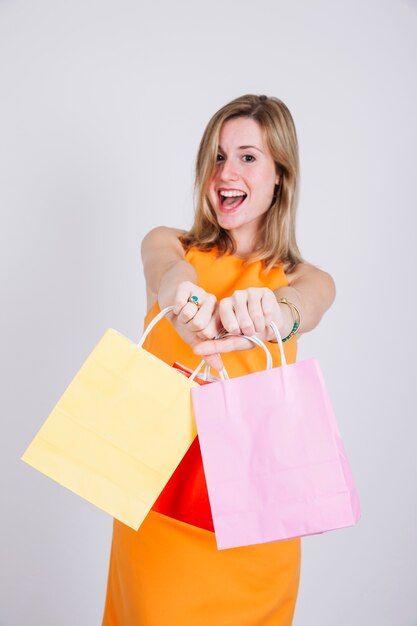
230,232,258,259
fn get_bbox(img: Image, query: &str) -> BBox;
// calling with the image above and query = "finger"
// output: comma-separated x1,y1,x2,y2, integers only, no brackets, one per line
184,294,217,331
230,290,254,335
202,354,224,373
260,289,276,327
194,306,223,340
233,289,263,336
176,302,197,323
193,335,254,355
235,305,256,336
247,289,268,333
231,291,256,335
177,292,213,325
172,282,192,315
172,282,201,316
219,297,241,335
195,321,221,340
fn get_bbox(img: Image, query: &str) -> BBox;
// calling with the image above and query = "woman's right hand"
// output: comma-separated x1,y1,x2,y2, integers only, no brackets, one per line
170,281,224,372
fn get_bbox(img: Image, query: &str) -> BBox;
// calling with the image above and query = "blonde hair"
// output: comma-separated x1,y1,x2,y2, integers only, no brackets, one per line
179,94,304,273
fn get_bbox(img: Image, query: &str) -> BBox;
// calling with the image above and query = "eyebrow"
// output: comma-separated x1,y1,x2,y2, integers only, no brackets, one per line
218,144,264,154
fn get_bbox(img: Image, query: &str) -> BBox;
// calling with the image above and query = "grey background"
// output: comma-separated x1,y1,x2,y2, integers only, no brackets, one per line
1,0,416,624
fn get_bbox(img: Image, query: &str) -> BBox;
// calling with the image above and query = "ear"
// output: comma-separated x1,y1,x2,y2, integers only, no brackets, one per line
274,168,281,186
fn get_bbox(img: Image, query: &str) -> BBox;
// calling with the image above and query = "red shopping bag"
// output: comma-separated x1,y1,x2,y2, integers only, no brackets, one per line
151,363,214,532
153,338,271,532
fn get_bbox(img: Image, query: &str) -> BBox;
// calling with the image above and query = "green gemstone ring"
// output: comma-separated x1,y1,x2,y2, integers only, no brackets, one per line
188,295,201,308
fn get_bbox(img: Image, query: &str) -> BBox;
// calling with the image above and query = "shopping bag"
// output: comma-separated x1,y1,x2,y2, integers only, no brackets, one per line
152,344,268,531
152,362,215,531
153,337,271,531
191,323,361,550
21,306,201,530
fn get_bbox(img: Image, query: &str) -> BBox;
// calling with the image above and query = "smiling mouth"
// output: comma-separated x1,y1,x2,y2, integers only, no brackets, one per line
218,192,247,211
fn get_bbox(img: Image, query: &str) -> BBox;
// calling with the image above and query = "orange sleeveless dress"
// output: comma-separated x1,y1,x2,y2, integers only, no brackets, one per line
101,247,301,626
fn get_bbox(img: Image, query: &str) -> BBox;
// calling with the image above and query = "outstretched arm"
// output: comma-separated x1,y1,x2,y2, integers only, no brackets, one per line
140,226,223,370
274,262,336,339
193,262,336,357
141,226,193,311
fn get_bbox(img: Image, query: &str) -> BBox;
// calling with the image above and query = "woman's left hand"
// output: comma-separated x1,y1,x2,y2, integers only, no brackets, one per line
193,287,288,356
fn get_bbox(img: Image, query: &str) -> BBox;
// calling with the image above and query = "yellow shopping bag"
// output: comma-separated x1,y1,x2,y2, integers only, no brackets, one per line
21,306,202,530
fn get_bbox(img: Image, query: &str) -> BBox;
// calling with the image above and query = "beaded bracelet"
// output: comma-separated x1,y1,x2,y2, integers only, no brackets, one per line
278,298,301,342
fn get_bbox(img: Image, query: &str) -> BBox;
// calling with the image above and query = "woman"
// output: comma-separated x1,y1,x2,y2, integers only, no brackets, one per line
102,94,335,626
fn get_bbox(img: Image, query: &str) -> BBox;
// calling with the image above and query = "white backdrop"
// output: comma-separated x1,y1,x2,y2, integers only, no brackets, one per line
1,1,416,624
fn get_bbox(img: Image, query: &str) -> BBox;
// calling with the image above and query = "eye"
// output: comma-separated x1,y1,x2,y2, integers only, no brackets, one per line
242,154,255,162
216,153,225,162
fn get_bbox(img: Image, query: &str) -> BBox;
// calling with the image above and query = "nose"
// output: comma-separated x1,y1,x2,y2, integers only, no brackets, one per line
219,157,239,182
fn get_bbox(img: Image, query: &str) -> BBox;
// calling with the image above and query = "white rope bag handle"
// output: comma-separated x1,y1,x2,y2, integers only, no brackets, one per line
189,323,287,381
137,306,287,382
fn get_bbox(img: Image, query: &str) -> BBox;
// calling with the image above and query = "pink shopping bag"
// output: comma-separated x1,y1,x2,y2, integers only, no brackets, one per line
191,323,361,550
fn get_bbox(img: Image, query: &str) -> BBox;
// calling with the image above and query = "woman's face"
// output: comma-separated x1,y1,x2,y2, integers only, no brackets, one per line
207,116,279,249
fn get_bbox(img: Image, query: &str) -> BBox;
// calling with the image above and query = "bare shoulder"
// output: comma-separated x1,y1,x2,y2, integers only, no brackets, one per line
286,261,336,304
140,225,186,259
286,261,333,283
141,226,189,311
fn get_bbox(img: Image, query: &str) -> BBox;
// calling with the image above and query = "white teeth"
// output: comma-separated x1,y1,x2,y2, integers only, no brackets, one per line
219,190,246,197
